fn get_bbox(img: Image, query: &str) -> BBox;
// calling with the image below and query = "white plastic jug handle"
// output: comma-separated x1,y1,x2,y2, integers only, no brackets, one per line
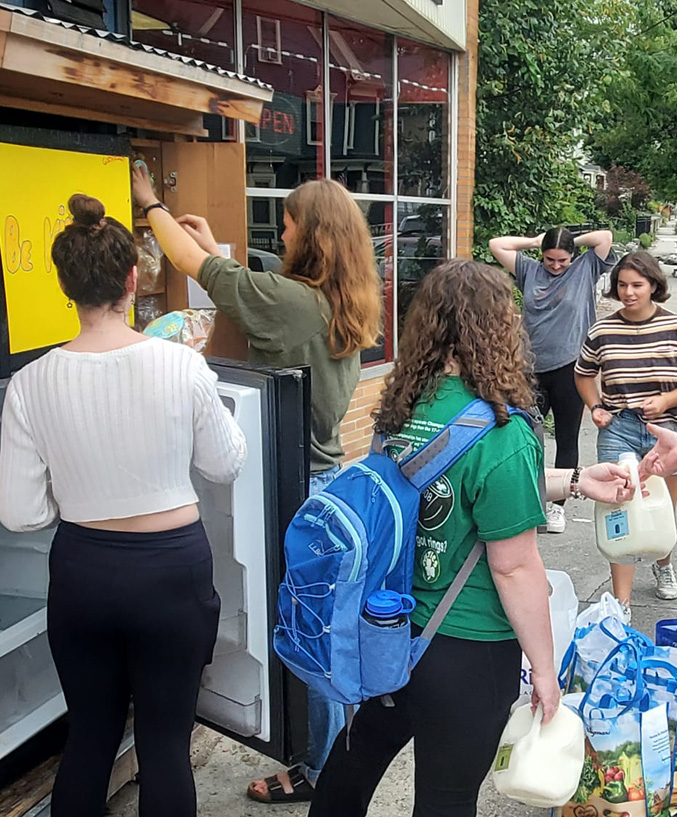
525,703,544,745
619,453,643,505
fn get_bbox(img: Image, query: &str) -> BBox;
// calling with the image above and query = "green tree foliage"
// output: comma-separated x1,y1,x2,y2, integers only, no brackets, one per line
474,0,633,261
589,2,677,201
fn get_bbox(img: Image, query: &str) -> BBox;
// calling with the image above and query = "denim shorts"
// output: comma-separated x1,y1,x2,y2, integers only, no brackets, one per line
597,410,677,462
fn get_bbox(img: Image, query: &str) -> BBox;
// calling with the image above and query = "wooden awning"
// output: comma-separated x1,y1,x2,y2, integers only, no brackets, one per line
0,8,274,137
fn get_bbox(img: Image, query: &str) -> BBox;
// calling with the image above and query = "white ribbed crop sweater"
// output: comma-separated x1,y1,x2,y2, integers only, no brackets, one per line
0,338,247,532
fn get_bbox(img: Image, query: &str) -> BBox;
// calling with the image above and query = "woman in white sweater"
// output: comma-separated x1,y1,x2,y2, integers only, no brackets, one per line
0,194,246,817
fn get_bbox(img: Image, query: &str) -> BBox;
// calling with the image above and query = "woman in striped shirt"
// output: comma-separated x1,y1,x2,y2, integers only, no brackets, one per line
575,251,677,618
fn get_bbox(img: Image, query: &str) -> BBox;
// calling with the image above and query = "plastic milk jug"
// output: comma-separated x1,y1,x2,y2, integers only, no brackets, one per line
594,452,676,564
492,703,584,808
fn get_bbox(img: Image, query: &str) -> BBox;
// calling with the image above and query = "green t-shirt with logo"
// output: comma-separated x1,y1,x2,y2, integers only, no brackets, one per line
398,377,546,641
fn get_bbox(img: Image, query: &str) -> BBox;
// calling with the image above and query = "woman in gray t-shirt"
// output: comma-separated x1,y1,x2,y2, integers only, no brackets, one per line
489,227,615,534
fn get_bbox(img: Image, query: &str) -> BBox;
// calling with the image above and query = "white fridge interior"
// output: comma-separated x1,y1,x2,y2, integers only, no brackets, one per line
0,383,64,761
194,381,272,742
0,375,275,768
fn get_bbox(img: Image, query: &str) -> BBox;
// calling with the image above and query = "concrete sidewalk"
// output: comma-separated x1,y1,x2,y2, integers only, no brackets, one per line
107,259,677,817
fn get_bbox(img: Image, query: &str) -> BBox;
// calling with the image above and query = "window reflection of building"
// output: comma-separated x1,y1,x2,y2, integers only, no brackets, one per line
328,19,393,197
243,0,325,187
130,0,454,367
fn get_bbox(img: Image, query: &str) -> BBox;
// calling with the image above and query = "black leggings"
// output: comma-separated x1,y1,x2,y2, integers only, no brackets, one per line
536,362,584,501
309,632,521,817
47,520,220,817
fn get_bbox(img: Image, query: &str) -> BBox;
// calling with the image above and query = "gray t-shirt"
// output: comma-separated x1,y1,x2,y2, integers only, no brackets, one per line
515,249,616,373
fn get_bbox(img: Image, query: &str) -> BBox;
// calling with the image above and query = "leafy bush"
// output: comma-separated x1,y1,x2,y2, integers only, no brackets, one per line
612,228,633,244
638,233,652,249
471,0,619,261
512,285,523,309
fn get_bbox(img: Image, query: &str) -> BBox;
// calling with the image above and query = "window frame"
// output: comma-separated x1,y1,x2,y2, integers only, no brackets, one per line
235,0,456,370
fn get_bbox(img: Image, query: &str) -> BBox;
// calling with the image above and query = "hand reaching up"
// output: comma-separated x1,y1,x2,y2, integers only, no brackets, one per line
176,214,221,256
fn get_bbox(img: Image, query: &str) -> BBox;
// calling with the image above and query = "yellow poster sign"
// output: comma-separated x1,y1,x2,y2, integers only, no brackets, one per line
0,143,132,354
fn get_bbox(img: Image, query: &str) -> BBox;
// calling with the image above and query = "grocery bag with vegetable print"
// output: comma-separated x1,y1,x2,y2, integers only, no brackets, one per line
561,641,675,817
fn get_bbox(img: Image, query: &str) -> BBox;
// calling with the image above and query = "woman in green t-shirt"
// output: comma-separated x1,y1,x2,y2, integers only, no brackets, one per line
310,259,560,817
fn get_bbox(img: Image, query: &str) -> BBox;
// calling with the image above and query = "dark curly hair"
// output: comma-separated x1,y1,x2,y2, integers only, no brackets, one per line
605,250,669,303
372,259,535,434
51,194,137,308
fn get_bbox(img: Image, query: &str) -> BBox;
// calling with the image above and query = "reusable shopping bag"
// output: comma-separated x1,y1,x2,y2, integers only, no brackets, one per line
562,641,677,817
559,593,652,694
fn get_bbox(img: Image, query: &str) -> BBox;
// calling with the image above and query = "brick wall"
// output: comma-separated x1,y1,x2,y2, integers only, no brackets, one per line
455,0,479,259
339,374,386,464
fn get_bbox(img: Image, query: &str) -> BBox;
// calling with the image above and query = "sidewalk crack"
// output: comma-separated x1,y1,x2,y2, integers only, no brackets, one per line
584,577,609,603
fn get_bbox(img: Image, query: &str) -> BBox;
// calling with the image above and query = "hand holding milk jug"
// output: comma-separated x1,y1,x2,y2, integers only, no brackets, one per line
595,452,676,564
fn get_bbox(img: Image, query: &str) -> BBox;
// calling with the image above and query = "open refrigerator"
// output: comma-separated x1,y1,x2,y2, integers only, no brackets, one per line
0,358,310,799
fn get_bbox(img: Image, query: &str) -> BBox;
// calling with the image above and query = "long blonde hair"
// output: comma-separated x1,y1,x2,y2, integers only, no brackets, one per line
373,260,535,434
283,179,382,358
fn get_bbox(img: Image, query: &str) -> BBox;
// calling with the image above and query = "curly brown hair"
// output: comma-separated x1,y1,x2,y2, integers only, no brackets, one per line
372,259,535,435
283,179,382,359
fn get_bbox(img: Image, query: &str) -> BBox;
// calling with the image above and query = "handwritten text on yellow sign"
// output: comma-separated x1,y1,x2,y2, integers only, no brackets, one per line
0,144,132,354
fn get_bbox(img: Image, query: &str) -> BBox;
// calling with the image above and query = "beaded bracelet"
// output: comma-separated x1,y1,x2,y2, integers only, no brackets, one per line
570,466,585,499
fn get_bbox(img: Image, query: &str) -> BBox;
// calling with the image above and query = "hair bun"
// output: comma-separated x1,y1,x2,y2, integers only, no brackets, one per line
68,194,105,227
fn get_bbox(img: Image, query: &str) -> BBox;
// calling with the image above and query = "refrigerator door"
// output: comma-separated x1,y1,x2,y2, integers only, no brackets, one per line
194,360,309,765
0,380,64,762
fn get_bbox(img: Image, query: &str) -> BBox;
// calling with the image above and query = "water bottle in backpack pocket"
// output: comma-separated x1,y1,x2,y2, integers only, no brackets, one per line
359,590,416,698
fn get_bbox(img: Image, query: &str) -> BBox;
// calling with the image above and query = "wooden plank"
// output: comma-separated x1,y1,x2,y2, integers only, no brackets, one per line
0,757,58,817
0,9,11,35
5,12,273,105
1,33,265,125
209,96,265,124
0,92,207,138
161,142,249,360
130,138,164,148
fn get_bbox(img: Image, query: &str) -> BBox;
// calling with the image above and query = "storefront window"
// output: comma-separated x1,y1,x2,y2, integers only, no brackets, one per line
397,40,450,198
358,201,395,364
246,196,286,261
131,0,235,70
328,19,394,196
396,202,448,337
243,0,325,187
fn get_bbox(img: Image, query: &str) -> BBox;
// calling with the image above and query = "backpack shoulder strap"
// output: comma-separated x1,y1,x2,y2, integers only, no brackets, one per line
399,399,498,491
409,540,486,668
371,401,539,497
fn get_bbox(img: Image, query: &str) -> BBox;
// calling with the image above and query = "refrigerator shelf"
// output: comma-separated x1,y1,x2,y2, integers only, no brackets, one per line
0,693,66,761
212,611,246,657
198,687,262,739
0,598,47,660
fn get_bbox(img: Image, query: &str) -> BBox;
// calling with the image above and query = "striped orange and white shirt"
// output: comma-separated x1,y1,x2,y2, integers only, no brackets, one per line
575,306,677,425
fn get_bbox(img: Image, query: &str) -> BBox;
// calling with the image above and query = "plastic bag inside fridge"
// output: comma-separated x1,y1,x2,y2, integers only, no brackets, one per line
0,381,63,761
193,382,272,741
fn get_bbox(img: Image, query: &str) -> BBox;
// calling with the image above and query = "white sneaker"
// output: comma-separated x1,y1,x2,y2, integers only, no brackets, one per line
652,563,677,600
546,503,566,534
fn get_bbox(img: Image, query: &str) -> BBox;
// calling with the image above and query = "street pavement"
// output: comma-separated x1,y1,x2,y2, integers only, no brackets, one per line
107,225,677,817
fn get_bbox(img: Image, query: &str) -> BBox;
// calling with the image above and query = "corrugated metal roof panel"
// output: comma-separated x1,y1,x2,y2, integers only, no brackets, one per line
0,2,272,91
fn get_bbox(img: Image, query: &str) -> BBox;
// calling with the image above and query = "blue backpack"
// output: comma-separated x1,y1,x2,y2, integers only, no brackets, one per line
273,399,537,705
